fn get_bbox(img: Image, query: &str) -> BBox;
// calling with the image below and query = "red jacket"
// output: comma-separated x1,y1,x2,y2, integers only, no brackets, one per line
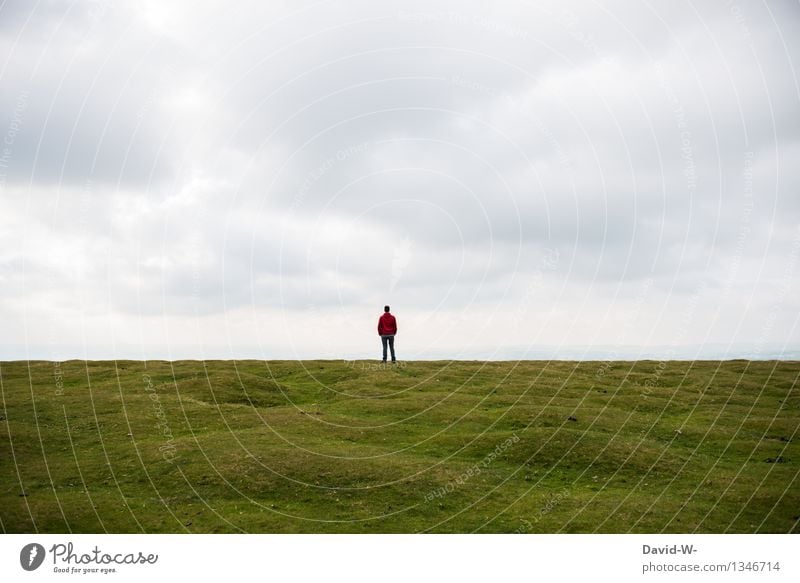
378,312,397,335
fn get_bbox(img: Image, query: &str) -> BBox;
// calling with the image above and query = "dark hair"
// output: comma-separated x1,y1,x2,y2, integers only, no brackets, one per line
384,305,390,312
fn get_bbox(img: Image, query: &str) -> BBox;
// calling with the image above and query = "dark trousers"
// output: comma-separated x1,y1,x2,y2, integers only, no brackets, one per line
380,335,396,362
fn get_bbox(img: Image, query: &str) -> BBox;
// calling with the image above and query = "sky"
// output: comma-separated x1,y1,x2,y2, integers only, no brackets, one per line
0,0,798,361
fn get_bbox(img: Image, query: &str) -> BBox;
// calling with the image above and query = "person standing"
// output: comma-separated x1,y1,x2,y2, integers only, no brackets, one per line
377,305,397,362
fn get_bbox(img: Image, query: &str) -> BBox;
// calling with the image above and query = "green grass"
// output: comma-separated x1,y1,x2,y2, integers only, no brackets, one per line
1,359,798,533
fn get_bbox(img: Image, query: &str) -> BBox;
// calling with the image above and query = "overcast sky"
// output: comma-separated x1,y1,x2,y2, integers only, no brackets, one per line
1,0,798,360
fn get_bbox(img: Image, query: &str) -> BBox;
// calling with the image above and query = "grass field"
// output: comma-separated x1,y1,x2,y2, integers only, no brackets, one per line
1,359,798,533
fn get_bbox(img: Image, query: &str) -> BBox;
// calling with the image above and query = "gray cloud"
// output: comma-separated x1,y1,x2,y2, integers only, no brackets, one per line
1,0,798,358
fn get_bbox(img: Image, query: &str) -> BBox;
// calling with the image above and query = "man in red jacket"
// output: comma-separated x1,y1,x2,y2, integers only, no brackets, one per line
377,305,397,363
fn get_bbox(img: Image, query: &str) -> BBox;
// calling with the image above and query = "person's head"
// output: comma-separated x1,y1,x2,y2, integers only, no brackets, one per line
384,305,390,313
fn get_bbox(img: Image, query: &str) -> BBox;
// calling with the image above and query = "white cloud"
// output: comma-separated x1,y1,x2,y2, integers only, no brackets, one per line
1,0,798,359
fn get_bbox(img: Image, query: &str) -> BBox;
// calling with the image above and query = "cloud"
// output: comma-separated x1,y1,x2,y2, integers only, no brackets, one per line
1,0,798,358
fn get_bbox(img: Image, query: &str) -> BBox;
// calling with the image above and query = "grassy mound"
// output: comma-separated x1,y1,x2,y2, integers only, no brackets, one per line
1,359,797,533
